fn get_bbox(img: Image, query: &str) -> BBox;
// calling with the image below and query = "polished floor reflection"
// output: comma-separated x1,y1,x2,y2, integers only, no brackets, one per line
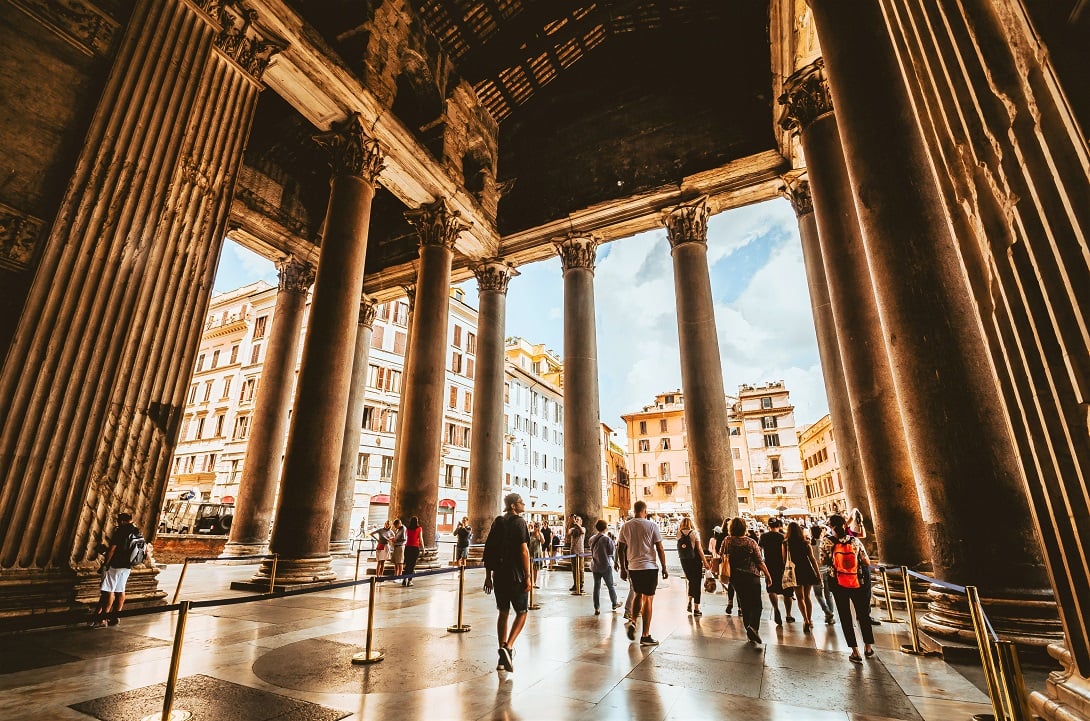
0,557,1006,720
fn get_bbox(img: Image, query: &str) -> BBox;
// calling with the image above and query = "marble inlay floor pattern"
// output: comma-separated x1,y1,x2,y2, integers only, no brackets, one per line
0,558,1015,720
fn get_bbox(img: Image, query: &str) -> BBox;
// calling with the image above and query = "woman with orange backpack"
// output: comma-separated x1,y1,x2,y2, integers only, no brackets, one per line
820,514,875,664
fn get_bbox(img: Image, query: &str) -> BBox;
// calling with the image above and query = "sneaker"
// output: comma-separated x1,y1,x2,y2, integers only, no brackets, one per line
774,609,783,626
869,618,882,626
737,608,743,617
106,618,119,627
745,625,762,644
692,609,702,617
88,620,107,629
625,621,636,641
498,646,514,672
725,604,733,615
825,613,835,625
612,602,622,611
686,599,692,613
785,615,796,623
640,636,659,646
594,608,600,615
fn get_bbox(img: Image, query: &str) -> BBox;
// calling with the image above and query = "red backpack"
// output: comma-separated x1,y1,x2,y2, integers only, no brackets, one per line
831,537,861,588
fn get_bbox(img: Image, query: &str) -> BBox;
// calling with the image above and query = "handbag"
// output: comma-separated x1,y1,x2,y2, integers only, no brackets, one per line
703,570,717,594
782,558,798,590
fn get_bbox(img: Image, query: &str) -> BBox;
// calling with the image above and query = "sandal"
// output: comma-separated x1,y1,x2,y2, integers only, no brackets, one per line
848,654,863,664
864,649,875,658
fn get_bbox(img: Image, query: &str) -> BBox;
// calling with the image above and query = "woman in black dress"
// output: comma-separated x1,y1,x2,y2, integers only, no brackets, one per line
783,521,821,631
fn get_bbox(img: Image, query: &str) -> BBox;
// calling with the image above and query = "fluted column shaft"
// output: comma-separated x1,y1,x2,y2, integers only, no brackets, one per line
782,179,874,537
389,201,465,546
809,0,1051,621
257,115,383,583
467,261,517,543
662,200,735,538
0,0,278,612
224,259,313,556
330,298,378,553
557,236,603,529
781,66,929,569
386,284,415,504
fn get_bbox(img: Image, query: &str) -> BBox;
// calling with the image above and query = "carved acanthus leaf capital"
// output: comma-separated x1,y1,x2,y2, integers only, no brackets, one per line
401,283,417,311
359,297,378,328
472,259,519,295
663,197,709,248
276,256,315,294
313,113,384,183
203,0,288,81
405,200,469,250
555,234,598,272
779,58,833,133
780,176,814,217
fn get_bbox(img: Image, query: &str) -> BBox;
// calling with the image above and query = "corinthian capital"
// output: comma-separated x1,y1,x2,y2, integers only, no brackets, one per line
555,234,598,273
401,283,416,311
404,199,469,250
780,176,813,217
359,296,378,328
313,113,384,183
472,259,519,295
205,0,288,81
778,58,833,133
663,197,709,249
276,256,315,294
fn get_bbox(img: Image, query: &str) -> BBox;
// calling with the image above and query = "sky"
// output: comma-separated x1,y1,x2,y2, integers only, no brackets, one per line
215,197,830,440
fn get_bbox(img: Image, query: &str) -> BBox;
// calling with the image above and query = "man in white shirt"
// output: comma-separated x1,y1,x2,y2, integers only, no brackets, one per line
617,500,669,645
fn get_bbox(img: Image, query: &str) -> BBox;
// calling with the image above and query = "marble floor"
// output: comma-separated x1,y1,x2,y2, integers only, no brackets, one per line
0,558,1017,720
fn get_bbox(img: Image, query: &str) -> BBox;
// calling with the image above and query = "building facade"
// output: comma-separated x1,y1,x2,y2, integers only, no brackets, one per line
798,414,846,518
733,381,807,517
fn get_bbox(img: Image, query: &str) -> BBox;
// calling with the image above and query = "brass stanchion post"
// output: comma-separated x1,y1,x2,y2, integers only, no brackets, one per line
139,601,193,721
995,640,1033,721
171,559,191,605
967,585,1006,721
898,566,937,656
878,566,902,623
447,566,471,633
355,549,363,582
352,579,385,664
268,554,278,594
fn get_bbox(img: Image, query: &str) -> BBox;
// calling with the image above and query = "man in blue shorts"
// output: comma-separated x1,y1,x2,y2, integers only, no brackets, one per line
483,493,531,672
617,500,669,646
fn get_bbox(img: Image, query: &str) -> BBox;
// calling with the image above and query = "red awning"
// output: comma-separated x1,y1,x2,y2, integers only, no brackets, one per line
438,498,456,509
371,494,390,504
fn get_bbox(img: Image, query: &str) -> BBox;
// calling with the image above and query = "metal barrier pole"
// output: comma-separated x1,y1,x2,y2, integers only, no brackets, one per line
355,549,363,582
994,640,1033,721
268,554,278,594
171,559,191,605
139,601,193,721
352,580,384,664
878,566,902,623
898,566,935,656
967,586,1006,720
447,565,471,633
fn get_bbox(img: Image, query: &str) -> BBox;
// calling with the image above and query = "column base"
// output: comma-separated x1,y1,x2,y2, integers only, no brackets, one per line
1031,643,1090,721
246,555,337,586
919,585,1063,663
219,541,270,560
0,565,164,630
328,540,353,557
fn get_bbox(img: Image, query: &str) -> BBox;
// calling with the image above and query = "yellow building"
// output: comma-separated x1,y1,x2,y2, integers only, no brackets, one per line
798,413,846,517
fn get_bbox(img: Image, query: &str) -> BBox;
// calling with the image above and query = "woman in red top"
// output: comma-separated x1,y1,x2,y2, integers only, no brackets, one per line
403,516,424,587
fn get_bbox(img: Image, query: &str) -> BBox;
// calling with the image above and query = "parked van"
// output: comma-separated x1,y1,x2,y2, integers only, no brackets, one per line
158,500,234,535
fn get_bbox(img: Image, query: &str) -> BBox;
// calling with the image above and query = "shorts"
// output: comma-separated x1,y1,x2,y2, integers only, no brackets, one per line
456,546,468,560
375,546,389,561
391,545,405,564
100,567,131,593
629,569,659,596
493,581,528,614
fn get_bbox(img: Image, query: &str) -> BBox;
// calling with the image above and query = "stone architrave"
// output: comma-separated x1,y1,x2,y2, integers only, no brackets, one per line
223,257,314,557
329,297,379,554
556,235,603,530
808,0,1055,645
250,114,383,585
0,0,283,614
662,198,735,539
466,260,518,544
780,63,929,569
389,201,467,546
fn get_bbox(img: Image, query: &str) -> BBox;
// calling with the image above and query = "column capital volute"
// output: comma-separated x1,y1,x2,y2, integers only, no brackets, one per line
401,283,417,311
313,113,384,183
555,234,598,273
201,0,289,82
780,175,814,217
472,258,519,295
405,199,470,250
276,256,315,294
778,58,833,134
663,197,710,249
359,296,378,328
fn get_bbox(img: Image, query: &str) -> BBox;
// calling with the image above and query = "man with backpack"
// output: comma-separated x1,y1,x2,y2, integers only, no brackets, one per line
90,511,145,628
483,493,531,672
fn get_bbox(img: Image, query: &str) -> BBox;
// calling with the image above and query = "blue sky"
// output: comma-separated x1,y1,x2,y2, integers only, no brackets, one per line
216,197,829,438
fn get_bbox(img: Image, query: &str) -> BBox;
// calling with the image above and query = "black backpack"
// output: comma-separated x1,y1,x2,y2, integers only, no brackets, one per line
483,515,507,571
677,530,695,560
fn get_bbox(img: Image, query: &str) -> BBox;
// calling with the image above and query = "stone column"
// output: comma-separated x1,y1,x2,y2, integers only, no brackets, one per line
250,115,383,585
780,64,928,569
386,283,415,503
779,178,874,539
467,260,518,543
388,201,466,546
809,0,1055,644
556,235,603,529
0,0,282,615
329,297,379,554
662,199,736,539
222,258,313,557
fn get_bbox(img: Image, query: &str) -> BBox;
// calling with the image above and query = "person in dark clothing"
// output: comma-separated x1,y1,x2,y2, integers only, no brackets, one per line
484,493,531,672
90,512,139,628
759,517,794,625
721,517,772,644
454,517,472,566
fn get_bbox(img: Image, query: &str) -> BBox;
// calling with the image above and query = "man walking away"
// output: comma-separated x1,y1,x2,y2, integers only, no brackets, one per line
588,519,621,614
483,493,531,672
91,512,143,627
617,501,669,646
